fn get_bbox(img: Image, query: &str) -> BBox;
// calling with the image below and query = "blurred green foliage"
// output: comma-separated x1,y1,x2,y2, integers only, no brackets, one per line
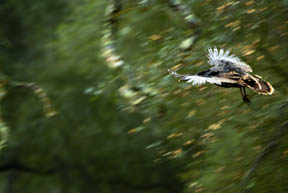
0,0,288,193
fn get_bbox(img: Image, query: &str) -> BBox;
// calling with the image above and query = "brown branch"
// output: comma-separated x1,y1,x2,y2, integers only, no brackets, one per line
167,0,201,50
9,80,57,118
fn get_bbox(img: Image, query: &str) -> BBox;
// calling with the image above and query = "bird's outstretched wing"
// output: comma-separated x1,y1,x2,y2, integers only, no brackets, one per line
168,69,236,86
207,47,253,72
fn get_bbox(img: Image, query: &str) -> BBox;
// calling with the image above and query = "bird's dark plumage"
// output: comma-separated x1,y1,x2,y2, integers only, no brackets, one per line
168,48,274,104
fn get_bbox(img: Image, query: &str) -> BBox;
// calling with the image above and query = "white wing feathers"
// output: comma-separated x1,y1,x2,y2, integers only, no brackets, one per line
207,47,253,72
185,75,223,86
168,69,225,86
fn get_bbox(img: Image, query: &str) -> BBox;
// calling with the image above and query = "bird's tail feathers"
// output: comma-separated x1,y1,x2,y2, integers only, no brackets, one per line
242,75,274,95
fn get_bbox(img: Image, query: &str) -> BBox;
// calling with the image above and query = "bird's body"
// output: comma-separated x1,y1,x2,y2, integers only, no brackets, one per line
168,48,274,104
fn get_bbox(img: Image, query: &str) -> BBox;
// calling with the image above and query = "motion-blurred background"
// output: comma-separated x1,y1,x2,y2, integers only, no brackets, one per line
0,0,288,193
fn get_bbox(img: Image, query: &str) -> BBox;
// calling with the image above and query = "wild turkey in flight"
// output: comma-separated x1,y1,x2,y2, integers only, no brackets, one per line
168,48,274,104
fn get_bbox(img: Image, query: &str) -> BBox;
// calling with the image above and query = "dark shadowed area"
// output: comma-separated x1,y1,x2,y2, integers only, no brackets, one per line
0,0,288,193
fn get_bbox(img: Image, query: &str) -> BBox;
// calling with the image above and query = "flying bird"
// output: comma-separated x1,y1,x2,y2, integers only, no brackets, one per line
168,47,274,104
